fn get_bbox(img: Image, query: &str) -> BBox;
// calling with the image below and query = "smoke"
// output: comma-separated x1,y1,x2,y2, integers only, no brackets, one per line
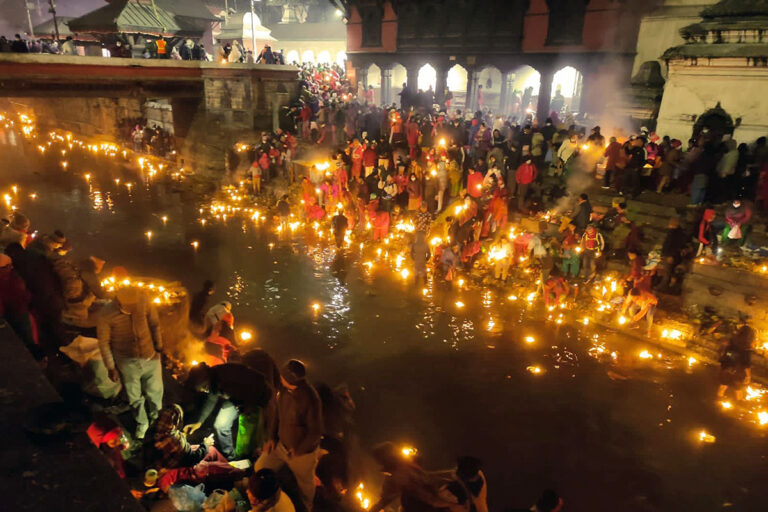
551,149,602,215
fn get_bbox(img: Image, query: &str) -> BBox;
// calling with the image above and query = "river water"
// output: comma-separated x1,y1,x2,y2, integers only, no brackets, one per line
1,126,767,511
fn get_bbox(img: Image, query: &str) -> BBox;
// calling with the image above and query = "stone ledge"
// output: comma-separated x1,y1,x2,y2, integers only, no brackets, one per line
0,322,143,512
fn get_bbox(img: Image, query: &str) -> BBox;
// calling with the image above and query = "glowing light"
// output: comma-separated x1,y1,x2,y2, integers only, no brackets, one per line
455,301,465,309
190,240,199,250
687,356,697,367
401,446,417,458
191,360,199,366
698,430,716,443
524,336,535,344
239,330,253,342
145,230,153,240
457,278,465,287
720,401,732,410
400,268,410,279
526,365,543,375
84,173,91,181
758,411,768,425
487,318,495,331
638,350,653,359
311,302,321,313
618,316,627,325
161,215,168,225
507,295,518,301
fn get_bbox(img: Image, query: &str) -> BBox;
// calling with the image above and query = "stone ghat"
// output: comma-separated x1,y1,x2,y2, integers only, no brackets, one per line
0,323,144,512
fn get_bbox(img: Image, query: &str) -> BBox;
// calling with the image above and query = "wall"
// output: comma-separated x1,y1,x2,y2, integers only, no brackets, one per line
522,0,633,54
656,59,768,144
632,0,718,77
346,2,398,53
22,97,143,138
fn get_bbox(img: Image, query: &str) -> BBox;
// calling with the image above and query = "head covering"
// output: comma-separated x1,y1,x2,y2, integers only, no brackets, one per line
281,359,307,386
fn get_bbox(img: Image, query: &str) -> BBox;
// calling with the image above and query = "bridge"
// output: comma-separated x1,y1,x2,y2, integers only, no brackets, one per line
0,54,300,172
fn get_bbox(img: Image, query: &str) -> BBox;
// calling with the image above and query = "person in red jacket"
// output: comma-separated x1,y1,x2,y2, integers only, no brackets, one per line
697,208,717,256
467,168,484,199
300,104,312,139
515,157,538,212
406,117,421,160
362,142,378,177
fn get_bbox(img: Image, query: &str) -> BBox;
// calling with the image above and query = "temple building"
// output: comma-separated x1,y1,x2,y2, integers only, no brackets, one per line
341,0,648,122
656,0,768,143
67,0,218,57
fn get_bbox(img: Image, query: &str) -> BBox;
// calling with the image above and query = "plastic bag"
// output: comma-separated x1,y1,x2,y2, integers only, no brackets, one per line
728,224,742,239
169,483,206,512
203,489,235,512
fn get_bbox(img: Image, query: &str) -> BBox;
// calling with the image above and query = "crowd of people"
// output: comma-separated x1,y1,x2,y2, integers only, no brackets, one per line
1,55,766,511
0,208,567,512
0,32,285,63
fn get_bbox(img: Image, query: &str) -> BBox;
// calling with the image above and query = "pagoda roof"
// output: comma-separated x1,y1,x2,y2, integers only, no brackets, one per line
67,0,217,37
701,0,768,18
663,42,768,58
665,0,768,59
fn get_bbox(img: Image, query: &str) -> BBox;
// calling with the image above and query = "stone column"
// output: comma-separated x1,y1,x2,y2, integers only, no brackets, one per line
434,66,447,108
499,71,514,115
381,65,393,106
466,68,479,114
406,66,419,90
536,67,554,125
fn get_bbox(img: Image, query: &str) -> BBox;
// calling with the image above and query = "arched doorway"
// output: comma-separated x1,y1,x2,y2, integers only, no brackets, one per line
335,51,347,68
317,50,331,65
285,50,299,65
693,102,734,141
366,63,382,105
301,50,315,64
478,66,502,111
509,65,541,120
391,63,407,106
446,64,468,110
551,65,583,116
417,63,437,92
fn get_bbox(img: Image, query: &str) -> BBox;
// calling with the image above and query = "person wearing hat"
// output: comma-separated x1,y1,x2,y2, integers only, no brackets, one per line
254,359,323,511
97,287,164,440
247,469,295,512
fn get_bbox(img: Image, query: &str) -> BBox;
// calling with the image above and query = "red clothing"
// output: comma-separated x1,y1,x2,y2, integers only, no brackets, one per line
362,147,377,167
351,145,364,178
467,172,484,198
604,141,623,170
300,105,312,122
373,211,390,241
0,266,30,319
515,162,538,185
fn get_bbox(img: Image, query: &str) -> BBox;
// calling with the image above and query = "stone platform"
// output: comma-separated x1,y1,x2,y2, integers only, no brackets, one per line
0,321,143,512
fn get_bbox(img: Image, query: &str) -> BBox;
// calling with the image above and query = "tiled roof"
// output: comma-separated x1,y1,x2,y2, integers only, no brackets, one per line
268,22,346,42
702,0,768,18
67,0,213,36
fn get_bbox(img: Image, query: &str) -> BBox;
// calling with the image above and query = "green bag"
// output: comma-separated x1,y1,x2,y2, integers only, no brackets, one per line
233,410,265,460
